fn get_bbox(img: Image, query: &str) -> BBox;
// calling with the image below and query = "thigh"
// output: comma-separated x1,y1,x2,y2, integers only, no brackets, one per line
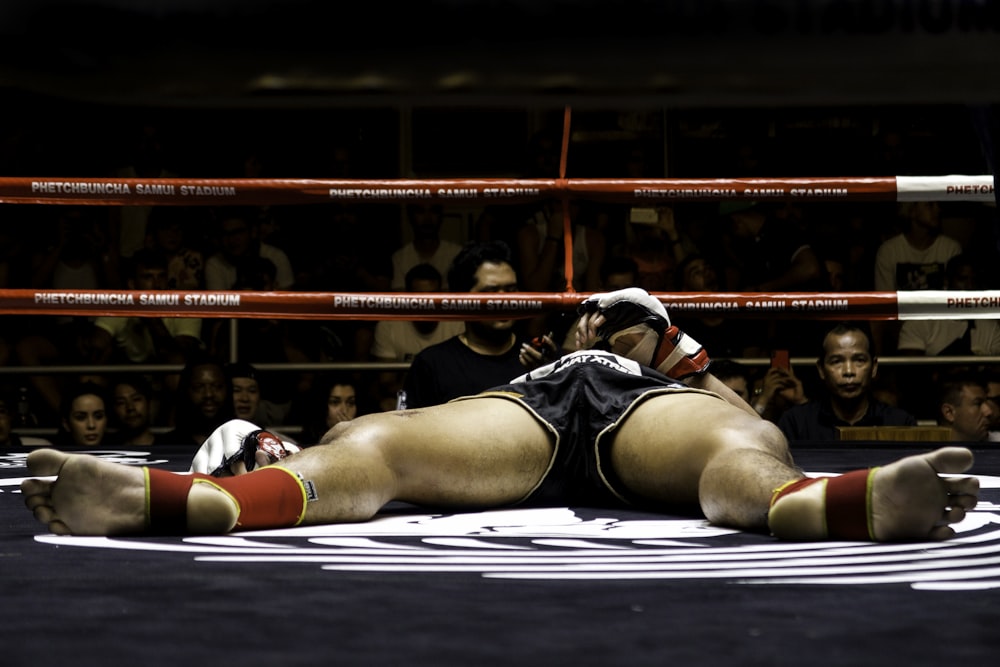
609,391,779,506
337,397,556,508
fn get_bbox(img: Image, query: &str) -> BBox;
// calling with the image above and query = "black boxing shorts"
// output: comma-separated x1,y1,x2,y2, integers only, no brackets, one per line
453,350,722,509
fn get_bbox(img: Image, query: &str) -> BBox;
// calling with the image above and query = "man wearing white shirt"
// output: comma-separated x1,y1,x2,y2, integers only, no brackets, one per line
371,264,464,409
390,204,462,290
874,202,962,292
90,249,203,368
205,208,295,291
897,254,1000,357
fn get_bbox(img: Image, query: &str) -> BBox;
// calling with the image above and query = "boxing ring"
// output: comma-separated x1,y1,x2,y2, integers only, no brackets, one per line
0,172,997,324
3,114,1000,665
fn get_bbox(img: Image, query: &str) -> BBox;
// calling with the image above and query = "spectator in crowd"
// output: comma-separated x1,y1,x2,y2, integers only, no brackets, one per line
475,126,564,257
371,263,464,410
298,373,362,444
16,207,120,422
295,204,394,294
719,201,825,356
390,204,462,290
401,241,535,409
720,201,824,293
108,375,160,446
144,207,206,290
109,121,178,261
162,356,233,448
55,381,110,448
893,253,1000,419
373,263,465,363
516,198,607,296
287,203,394,363
897,254,1000,357
614,205,689,292
207,257,316,424
984,369,1000,442
205,207,294,291
872,201,962,354
777,322,916,443
670,254,767,360
874,202,961,292
226,361,265,425
0,214,35,380
708,359,753,405
225,361,297,445
88,248,203,394
751,360,808,425
0,391,51,448
936,369,995,442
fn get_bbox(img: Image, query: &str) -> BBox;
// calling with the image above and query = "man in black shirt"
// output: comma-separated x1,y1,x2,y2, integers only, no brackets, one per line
401,241,537,409
778,322,916,442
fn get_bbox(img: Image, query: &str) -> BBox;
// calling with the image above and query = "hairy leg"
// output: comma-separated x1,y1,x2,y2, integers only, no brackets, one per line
610,392,793,529
610,392,978,541
22,397,553,536
288,398,553,524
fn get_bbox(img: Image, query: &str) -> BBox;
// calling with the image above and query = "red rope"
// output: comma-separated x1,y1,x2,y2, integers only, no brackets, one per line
560,106,576,292
0,288,939,321
1,176,992,206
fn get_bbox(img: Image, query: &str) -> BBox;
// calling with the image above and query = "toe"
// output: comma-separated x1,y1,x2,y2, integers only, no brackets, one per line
32,504,57,524
49,520,71,535
925,447,974,475
946,475,980,497
928,525,956,541
943,505,967,524
21,478,52,498
26,449,71,477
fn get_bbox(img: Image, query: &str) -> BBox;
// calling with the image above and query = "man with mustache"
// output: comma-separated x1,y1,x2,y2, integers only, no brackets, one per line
937,370,996,443
777,322,916,443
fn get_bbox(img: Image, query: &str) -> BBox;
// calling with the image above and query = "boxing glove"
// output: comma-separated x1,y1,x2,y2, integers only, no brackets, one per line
189,419,300,476
580,287,710,379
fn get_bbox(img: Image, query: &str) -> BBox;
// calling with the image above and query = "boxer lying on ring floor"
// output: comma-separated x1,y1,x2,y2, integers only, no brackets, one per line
22,288,979,542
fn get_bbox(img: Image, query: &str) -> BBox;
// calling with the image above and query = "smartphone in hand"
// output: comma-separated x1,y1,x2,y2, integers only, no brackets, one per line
770,349,790,372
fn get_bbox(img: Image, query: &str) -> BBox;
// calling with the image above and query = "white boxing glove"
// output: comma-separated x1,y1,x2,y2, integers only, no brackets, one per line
189,419,301,477
579,287,710,379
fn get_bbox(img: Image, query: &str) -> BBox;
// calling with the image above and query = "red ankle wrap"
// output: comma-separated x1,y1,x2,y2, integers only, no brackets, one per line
770,468,878,541
195,467,311,531
144,468,211,535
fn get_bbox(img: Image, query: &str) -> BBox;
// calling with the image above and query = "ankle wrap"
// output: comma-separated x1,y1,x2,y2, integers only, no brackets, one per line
144,468,211,535
195,466,312,531
769,468,879,541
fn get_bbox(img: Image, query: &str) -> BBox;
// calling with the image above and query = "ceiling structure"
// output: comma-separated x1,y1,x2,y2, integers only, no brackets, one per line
1,0,999,110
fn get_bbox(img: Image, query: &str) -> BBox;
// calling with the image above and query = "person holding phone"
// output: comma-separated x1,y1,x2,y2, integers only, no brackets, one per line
776,322,916,443
749,349,808,422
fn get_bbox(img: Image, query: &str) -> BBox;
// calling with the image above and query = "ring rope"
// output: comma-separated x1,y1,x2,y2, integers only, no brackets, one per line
0,175,993,206
1,289,995,321
559,106,576,292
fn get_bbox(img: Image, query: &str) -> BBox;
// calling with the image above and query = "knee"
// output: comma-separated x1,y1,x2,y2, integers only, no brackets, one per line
713,418,791,464
316,413,402,454
744,419,792,463
317,420,352,445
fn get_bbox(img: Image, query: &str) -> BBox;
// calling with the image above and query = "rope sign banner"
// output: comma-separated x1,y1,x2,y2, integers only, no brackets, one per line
0,175,994,206
1,289,997,321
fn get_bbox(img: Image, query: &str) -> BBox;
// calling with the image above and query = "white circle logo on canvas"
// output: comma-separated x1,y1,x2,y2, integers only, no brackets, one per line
7,452,1000,590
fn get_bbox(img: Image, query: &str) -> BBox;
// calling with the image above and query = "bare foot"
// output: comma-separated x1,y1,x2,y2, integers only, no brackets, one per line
871,446,979,541
22,449,240,536
21,449,147,536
